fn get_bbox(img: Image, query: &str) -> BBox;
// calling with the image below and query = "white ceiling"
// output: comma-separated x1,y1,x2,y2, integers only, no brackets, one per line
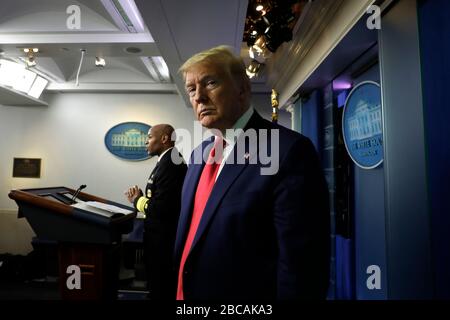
0,0,385,109
0,0,270,104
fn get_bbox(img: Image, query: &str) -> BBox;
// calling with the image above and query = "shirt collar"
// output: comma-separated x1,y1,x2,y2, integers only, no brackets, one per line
158,147,173,162
221,106,254,146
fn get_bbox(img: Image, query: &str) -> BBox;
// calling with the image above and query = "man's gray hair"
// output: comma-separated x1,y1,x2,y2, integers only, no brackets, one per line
178,45,248,83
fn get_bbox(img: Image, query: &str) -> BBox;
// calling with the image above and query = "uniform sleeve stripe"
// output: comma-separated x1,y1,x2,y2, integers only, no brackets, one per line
136,196,149,213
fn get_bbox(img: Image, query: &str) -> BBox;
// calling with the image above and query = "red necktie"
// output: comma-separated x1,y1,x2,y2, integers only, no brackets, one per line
176,137,225,300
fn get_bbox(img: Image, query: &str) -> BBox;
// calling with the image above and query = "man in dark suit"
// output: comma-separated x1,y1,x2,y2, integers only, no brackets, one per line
174,46,330,300
126,124,187,299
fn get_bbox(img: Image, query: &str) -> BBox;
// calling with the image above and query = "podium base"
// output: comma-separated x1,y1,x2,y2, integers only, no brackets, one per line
58,242,120,300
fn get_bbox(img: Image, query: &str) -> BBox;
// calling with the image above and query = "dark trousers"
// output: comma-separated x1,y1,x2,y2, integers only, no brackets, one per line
143,227,176,300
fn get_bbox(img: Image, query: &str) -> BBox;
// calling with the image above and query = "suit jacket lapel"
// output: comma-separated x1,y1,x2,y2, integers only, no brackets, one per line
176,112,267,258
148,161,161,181
189,113,264,251
190,161,247,252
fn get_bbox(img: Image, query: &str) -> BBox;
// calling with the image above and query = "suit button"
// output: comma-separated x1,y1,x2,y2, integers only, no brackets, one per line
184,270,188,275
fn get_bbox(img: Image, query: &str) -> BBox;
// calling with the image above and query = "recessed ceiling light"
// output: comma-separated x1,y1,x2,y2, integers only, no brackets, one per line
23,48,30,53
32,48,39,53
125,47,142,54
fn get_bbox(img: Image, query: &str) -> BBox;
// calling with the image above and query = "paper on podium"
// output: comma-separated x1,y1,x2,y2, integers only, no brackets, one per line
72,201,133,217
85,201,133,215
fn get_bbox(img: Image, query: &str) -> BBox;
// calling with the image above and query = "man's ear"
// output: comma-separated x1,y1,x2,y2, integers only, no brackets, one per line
161,134,169,144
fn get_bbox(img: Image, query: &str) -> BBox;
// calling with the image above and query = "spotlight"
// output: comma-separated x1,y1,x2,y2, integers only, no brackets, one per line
252,35,266,53
254,19,267,35
95,57,106,67
248,47,255,59
246,60,262,79
255,0,265,11
246,22,264,47
32,48,39,53
261,9,277,26
244,0,301,56
246,69,256,79
249,44,267,64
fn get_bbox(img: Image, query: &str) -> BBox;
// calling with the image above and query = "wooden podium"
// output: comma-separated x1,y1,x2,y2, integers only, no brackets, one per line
8,186,136,300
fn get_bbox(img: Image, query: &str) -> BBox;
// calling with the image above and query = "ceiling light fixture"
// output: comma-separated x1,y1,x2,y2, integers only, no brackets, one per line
26,57,36,67
252,36,266,53
243,1,305,55
95,57,106,67
124,46,142,54
246,60,263,79
255,0,265,11
100,0,146,33
140,56,171,82
248,47,255,59
22,48,39,68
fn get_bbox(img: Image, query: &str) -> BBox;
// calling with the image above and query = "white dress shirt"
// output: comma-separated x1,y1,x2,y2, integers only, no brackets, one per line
158,146,174,162
214,106,254,181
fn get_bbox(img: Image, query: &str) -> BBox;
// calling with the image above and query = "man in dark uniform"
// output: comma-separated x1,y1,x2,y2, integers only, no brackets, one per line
125,124,187,299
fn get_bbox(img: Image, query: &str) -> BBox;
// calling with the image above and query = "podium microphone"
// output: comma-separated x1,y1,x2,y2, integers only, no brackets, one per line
72,184,86,203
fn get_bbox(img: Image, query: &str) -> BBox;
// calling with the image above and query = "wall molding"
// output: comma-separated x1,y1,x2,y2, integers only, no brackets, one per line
0,209,18,215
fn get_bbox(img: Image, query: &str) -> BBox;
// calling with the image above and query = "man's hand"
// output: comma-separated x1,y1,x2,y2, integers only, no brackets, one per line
124,185,143,203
